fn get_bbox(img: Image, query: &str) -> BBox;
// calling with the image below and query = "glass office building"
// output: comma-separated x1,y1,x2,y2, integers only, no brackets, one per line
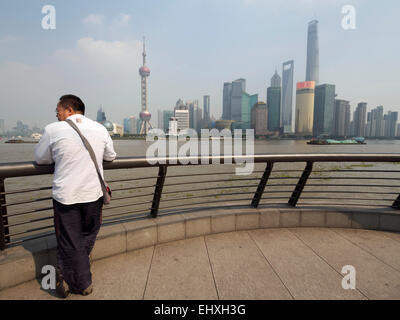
267,87,281,132
313,84,335,136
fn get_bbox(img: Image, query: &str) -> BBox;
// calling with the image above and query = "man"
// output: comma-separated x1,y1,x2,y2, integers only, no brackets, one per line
35,95,117,298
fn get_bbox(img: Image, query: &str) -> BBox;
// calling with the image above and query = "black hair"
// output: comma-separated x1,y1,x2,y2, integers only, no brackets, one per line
59,94,85,115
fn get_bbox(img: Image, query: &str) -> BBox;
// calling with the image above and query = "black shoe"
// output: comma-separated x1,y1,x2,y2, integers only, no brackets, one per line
81,284,93,296
56,267,70,299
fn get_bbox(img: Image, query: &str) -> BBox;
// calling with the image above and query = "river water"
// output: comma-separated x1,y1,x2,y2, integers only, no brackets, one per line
1,138,400,244
1,138,400,162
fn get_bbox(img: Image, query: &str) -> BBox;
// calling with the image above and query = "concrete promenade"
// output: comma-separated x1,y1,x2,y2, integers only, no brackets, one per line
1,227,400,300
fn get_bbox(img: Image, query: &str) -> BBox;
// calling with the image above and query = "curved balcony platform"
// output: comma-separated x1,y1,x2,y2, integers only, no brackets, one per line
1,154,400,299
1,205,400,299
1,224,400,300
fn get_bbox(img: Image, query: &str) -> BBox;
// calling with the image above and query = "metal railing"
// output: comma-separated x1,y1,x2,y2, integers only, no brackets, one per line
1,153,400,251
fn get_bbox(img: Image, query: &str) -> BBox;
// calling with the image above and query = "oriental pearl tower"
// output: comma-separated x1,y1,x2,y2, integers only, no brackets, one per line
139,37,152,134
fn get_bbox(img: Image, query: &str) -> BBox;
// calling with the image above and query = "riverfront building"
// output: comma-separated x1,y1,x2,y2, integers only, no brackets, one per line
267,70,281,132
384,111,398,138
251,102,268,135
295,81,315,135
174,109,189,132
353,103,367,137
230,79,246,122
313,84,335,136
96,107,106,123
334,99,351,137
168,117,178,135
366,106,384,137
240,93,258,129
163,110,174,133
270,69,281,88
188,100,202,133
366,107,398,138
203,95,210,123
123,116,137,134
0,119,4,135
222,82,232,120
222,78,258,129
305,20,319,85
267,87,281,132
281,60,294,133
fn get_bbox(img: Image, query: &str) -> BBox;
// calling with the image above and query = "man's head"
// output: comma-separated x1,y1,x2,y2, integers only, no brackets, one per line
56,95,85,121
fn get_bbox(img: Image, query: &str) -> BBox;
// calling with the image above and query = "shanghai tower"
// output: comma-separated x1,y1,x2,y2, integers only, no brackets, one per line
305,20,319,84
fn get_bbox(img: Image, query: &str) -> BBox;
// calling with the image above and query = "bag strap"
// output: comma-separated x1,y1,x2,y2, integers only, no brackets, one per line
65,119,108,193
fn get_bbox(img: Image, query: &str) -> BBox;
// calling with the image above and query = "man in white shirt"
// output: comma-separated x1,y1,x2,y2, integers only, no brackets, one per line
35,94,116,298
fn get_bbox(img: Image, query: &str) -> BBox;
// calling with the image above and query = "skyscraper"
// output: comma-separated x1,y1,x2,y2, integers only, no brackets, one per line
123,116,137,134
202,95,211,129
295,81,315,134
240,93,258,129
369,106,384,137
251,102,268,135
334,99,351,137
353,102,367,137
222,82,232,120
203,95,210,121
268,69,281,132
0,119,5,135
174,109,189,131
138,37,152,134
385,111,398,138
163,110,174,133
231,79,246,121
188,100,198,129
96,106,106,123
281,60,294,133
306,20,319,84
157,109,164,130
267,87,281,132
174,99,189,131
313,84,335,136
188,100,202,132
270,69,281,88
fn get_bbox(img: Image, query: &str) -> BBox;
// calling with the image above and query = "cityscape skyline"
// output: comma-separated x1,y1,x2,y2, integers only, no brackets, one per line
0,1,399,130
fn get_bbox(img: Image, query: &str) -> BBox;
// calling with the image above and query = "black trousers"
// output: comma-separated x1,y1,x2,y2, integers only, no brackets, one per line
53,197,103,293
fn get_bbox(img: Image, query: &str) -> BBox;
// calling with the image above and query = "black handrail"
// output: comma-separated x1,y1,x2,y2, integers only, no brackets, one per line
1,153,400,250
2,153,400,178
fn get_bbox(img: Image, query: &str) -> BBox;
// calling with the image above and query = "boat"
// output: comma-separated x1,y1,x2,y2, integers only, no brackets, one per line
31,133,42,140
5,139,38,144
307,137,366,145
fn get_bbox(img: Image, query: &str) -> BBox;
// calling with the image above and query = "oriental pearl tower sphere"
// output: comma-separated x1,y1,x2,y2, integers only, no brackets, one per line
139,36,152,135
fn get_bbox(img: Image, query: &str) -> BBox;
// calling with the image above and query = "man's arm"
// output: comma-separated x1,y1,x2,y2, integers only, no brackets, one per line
34,127,54,164
104,133,117,161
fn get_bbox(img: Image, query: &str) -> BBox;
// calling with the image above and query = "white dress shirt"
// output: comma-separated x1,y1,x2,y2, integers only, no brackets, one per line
35,114,117,205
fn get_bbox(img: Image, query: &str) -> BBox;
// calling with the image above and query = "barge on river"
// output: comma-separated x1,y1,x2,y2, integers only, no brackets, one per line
307,137,366,145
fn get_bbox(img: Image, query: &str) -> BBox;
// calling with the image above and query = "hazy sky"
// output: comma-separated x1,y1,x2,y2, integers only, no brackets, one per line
0,0,399,130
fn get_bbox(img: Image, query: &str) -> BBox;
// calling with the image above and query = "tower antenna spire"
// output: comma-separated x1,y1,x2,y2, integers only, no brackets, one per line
142,36,146,65
138,36,152,134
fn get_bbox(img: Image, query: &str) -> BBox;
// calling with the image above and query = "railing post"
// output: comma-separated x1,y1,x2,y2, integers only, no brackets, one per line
0,178,10,251
150,165,167,218
288,161,313,207
251,162,274,208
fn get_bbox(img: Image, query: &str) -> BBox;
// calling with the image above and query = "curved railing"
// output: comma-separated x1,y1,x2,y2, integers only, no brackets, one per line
1,153,400,250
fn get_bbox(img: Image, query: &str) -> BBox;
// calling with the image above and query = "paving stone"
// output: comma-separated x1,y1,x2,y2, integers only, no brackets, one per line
144,237,217,299
290,228,400,299
249,228,364,300
206,231,292,299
